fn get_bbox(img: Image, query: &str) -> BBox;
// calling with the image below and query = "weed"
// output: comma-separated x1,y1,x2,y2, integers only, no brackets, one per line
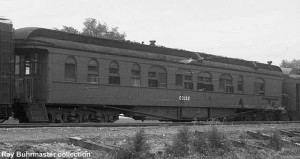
238,132,248,148
207,126,223,148
113,146,135,159
13,144,32,152
165,126,190,157
192,130,209,155
133,129,149,153
268,131,282,151
207,126,230,150
113,129,152,159
13,144,33,158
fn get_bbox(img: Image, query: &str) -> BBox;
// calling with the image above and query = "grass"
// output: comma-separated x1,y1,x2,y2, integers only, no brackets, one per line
164,126,190,157
112,129,152,159
268,131,283,151
164,125,232,158
111,125,300,159
192,130,209,155
194,125,231,156
207,125,228,150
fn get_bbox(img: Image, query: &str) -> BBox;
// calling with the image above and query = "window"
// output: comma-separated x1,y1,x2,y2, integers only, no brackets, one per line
131,64,141,86
25,55,31,75
148,66,167,88
33,54,40,75
219,74,233,93
197,72,213,91
254,78,265,94
88,59,99,83
237,75,243,92
109,61,120,85
175,69,193,90
15,55,20,75
65,56,76,81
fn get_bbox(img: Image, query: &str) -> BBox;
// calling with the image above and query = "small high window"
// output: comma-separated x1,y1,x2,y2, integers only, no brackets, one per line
219,74,233,93
131,64,141,87
15,55,20,75
175,69,193,90
254,78,265,94
65,56,77,81
148,66,167,88
197,72,213,91
25,55,31,75
237,75,244,92
109,61,120,85
88,59,99,83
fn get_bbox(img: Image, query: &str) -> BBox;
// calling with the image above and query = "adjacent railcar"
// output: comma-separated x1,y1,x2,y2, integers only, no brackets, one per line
13,27,285,123
282,68,300,120
0,18,13,122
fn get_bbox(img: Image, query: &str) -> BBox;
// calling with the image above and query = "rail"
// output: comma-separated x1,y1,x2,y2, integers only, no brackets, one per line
1,120,300,128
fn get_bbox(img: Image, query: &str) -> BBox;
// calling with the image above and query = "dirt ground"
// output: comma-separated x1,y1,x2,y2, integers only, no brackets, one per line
0,119,300,159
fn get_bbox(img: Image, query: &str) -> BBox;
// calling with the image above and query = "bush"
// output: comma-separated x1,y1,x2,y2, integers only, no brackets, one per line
192,131,209,155
194,125,231,156
165,126,232,157
165,126,190,157
113,146,135,159
238,132,248,148
209,126,231,150
113,129,152,159
268,131,282,151
12,144,56,159
207,126,223,149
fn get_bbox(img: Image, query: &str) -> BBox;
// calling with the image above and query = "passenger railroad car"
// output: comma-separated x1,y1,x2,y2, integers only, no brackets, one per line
12,27,285,122
282,68,300,120
0,18,13,122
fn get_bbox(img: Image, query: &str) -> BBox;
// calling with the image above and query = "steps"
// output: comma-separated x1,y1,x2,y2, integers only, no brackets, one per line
28,103,48,122
0,106,8,120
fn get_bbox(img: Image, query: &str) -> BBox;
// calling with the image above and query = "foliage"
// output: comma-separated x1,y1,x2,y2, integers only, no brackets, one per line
164,126,232,158
13,144,56,159
113,129,152,159
132,128,151,155
192,131,209,155
207,126,227,150
13,144,32,152
280,59,300,68
54,18,126,40
268,131,283,151
165,126,190,157
193,126,231,156
55,26,80,34
238,132,248,148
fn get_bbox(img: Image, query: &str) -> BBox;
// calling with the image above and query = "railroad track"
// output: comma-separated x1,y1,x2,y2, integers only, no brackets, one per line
0,120,300,128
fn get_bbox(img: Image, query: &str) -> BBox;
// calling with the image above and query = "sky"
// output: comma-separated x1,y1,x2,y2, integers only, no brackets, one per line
1,0,300,66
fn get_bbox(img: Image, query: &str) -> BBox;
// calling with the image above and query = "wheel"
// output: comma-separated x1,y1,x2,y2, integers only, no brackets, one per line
48,113,53,123
76,114,82,123
55,114,63,123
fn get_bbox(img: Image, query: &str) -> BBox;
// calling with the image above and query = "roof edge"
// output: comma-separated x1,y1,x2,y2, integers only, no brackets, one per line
15,27,282,72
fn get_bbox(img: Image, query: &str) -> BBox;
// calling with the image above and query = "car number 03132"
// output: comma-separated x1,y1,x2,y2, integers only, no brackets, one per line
179,96,190,101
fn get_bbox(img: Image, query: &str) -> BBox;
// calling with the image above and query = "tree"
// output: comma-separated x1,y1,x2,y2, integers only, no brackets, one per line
280,59,300,68
54,26,80,34
54,18,126,40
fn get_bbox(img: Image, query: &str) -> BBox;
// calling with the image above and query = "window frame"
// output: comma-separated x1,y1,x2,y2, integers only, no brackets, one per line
237,75,244,92
197,72,213,91
148,66,167,88
65,56,77,82
175,69,193,90
219,73,233,93
254,78,265,95
108,61,120,85
87,59,99,83
131,63,141,87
